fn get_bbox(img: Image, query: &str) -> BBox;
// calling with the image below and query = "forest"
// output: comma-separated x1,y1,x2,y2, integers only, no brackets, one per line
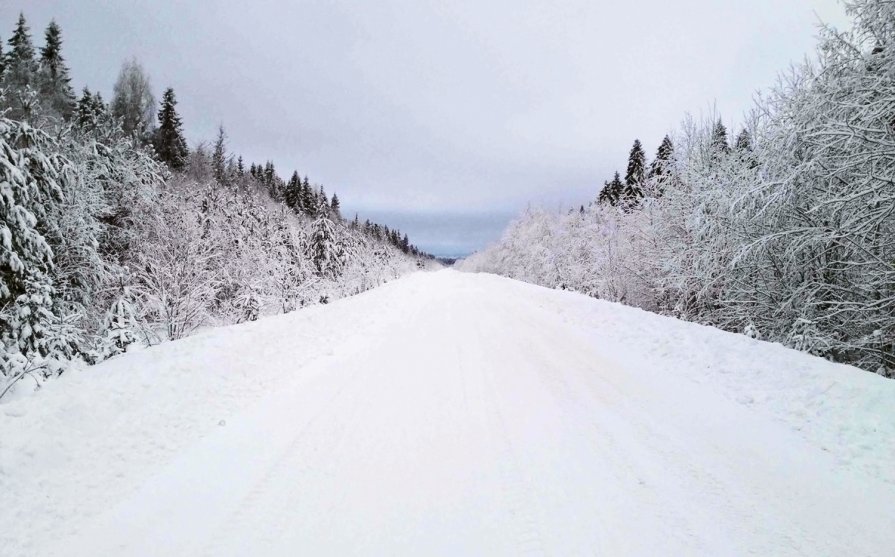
462,0,894,377
0,13,433,397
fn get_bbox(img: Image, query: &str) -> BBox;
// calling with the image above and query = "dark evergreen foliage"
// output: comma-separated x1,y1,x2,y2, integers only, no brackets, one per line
153,87,189,170
37,20,75,120
212,126,228,185
3,13,37,89
301,177,315,216
734,129,753,151
648,135,675,196
2,13,39,119
711,119,730,155
623,139,646,205
330,193,341,219
598,172,624,206
285,171,302,211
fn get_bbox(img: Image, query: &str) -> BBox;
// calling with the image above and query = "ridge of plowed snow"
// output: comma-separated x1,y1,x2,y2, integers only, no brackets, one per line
2,270,893,555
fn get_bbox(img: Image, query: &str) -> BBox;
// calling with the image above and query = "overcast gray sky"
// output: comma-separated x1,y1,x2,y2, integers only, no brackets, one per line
6,1,849,256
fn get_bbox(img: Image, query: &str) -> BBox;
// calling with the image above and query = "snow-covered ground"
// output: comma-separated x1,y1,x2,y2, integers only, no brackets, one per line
2,270,894,556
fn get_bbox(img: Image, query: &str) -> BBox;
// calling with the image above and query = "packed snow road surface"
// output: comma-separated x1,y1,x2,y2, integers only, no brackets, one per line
3,270,895,556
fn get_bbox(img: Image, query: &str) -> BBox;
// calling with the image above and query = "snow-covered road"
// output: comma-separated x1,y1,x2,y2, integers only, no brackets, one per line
4,270,895,555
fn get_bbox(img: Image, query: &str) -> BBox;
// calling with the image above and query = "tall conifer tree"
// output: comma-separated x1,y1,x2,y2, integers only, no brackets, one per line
37,20,76,119
212,126,228,184
598,172,624,206
711,119,730,155
648,135,675,197
330,193,341,219
153,87,189,170
3,14,37,90
285,171,302,210
734,129,753,151
623,139,646,204
301,177,315,216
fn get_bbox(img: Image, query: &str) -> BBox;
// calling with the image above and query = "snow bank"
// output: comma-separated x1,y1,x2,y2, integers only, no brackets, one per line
473,272,895,485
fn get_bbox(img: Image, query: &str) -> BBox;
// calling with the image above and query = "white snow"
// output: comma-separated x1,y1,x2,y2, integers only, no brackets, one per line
2,270,894,555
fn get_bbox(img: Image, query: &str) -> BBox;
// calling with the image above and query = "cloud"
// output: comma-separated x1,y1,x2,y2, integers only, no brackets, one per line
12,0,849,251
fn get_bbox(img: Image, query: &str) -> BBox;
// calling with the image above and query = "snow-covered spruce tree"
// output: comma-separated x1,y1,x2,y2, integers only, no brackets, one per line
330,193,341,220
622,139,646,207
95,282,138,360
211,126,229,186
309,198,343,281
598,172,624,206
646,135,675,197
75,88,107,132
4,271,55,357
0,117,81,387
709,118,730,159
285,171,302,211
301,176,315,216
1,13,39,120
37,20,76,121
0,118,64,306
734,129,753,152
153,87,189,170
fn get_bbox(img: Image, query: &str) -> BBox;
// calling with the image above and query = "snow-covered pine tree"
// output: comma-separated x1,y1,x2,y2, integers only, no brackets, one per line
285,171,302,211
646,135,674,197
623,139,646,206
0,118,90,384
598,172,624,206
309,197,342,280
2,13,39,119
318,185,328,214
330,193,341,220
212,126,228,186
96,283,138,360
301,176,315,216
153,87,189,170
37,20,76,121
710,119,730,157
5,270,56,357
75,88,95,129
734,129,752,152
0,118,64,305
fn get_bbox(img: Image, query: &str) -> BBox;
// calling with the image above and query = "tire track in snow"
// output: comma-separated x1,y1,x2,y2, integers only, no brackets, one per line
469,316,548,557
197,313,395,556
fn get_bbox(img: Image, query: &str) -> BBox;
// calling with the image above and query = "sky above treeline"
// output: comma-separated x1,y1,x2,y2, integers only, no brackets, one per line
6,1,850,256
